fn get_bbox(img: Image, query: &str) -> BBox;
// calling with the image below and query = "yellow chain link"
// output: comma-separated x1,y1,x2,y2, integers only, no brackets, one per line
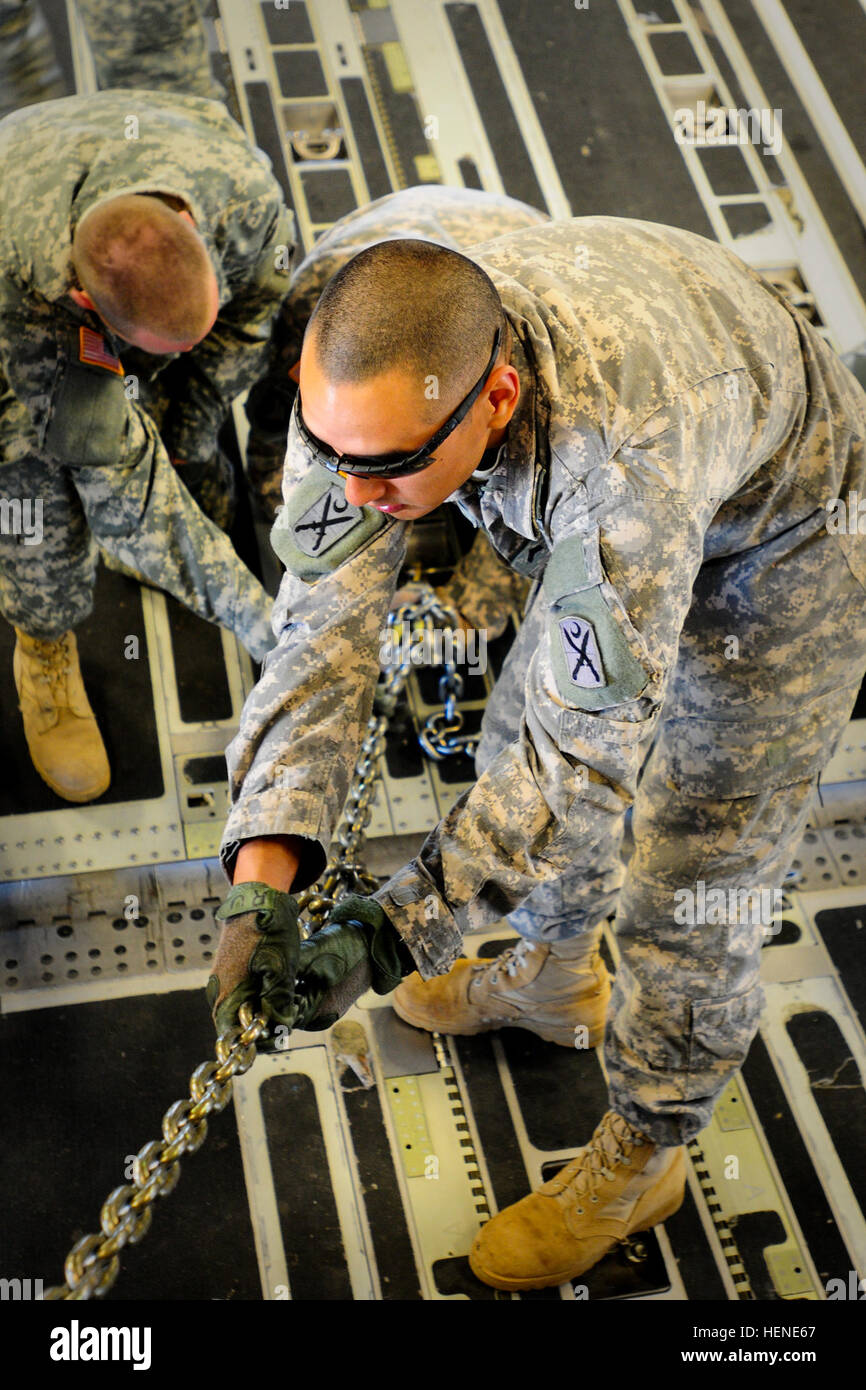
43,588,461,1300
44,1005,267,1301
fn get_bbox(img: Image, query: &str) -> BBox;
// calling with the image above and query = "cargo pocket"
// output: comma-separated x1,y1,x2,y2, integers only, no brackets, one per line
662,682,862,799
687,988,764,1072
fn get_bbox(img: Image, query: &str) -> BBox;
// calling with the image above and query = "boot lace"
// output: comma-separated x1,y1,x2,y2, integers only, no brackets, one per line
549,1112,647,1206
29,634,73,701
473,938,533,986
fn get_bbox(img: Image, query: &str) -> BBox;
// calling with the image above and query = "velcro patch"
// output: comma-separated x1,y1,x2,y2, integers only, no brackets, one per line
270,462,390,582
544,530,654,711
78,326,123,375
557,616,605,688
293,484,363,557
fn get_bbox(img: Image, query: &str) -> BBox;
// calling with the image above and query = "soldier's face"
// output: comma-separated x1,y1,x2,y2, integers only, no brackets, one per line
298,344,519,520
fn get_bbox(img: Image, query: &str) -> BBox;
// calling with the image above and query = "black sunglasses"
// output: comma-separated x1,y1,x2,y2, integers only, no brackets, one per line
294,325,503,478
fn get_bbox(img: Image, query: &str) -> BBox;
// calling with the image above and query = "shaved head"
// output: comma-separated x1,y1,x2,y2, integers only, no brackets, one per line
71,193,218,345
307,239,506,419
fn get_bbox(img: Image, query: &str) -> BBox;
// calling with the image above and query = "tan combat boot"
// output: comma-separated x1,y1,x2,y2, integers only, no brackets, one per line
392,930,611,1047
13,628,111,803
469,1110,687,1290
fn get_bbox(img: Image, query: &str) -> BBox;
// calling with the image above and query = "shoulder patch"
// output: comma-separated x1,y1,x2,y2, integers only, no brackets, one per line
543,529,654,710
44,329,127,465
78,326,124,376
270,463,390,581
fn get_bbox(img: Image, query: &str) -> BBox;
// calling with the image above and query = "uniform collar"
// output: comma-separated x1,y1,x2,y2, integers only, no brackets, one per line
453,326,541,539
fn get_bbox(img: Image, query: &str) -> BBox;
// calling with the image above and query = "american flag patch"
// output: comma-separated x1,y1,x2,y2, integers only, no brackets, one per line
78,326,123,375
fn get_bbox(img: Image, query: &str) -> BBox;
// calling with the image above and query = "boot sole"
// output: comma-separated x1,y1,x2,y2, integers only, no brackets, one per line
468,1148,688,1291
392,991,608,1049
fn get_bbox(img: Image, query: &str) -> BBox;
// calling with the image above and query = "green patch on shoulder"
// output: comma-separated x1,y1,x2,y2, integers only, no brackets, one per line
543,531,653,710
270,464,389,581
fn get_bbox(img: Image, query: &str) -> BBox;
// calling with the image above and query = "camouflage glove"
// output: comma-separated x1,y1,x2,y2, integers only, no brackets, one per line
293,895,415,1032
206,882,302,1044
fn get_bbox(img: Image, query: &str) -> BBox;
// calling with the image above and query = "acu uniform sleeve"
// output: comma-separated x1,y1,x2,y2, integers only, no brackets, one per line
219,424,409,889
0,269,167,472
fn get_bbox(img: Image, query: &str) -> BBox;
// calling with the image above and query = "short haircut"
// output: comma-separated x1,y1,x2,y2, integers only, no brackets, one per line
307,239,505,416
71,194,215,342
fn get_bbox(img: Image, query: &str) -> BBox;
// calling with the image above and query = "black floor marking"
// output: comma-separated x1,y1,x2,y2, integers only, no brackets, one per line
183,753,229,784
362,46,436,192
742,1032,855,1289
1,990,259,1299
445,3,548,214
260,1072,354,1300
496,0,713,234
300,167,357,224
166,593,233,724
730,1209,787,1301
39,0,76,94
786,1010,866,1220
707,0,866,303
432,1254,498,1299
369,1007,440,1077
813,905,866,1027
764,917,802,948
341,76,393,202
500,1028,611,1152
662,1181,730,1301
244,81,294,208
779,0,866,168
384,690,426,779
341,1085,423,1300
459,156,483,189
260,0,314,45
0,565,162,816
453,1032,537,1213
274,48,329,100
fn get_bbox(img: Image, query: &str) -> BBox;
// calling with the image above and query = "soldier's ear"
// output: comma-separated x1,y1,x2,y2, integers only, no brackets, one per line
69,287,97,313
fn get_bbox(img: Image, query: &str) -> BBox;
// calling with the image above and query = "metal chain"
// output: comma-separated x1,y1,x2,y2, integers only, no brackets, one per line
296,583,472,928
43,584,469,1298
44,1004,267,1301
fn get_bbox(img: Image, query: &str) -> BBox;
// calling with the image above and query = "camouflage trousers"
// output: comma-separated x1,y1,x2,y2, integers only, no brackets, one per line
74,0,222,100
0,421,275,661
476,485,866,1149
0,0,65,119
0,0,220,117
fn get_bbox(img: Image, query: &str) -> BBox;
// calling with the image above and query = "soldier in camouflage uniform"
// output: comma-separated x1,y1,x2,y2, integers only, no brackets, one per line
0,0,219,120
74,0,222,101
0,89,295,800
0,0,65,120
209,190,866,1290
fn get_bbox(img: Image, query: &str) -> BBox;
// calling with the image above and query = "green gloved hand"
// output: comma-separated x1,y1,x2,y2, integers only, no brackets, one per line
206,881,302,1045
294,894,415,1032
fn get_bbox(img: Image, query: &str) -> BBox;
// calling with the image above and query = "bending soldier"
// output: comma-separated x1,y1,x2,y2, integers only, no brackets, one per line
0,89,296,801
210,195,866,1290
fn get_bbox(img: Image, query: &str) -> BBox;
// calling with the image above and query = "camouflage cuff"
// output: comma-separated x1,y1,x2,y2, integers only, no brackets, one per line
372,864,463,981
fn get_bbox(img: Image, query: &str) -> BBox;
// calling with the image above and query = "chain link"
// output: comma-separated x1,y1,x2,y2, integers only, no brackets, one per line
44,584,471,1298
44,1005,267,1301
295,583,473,927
